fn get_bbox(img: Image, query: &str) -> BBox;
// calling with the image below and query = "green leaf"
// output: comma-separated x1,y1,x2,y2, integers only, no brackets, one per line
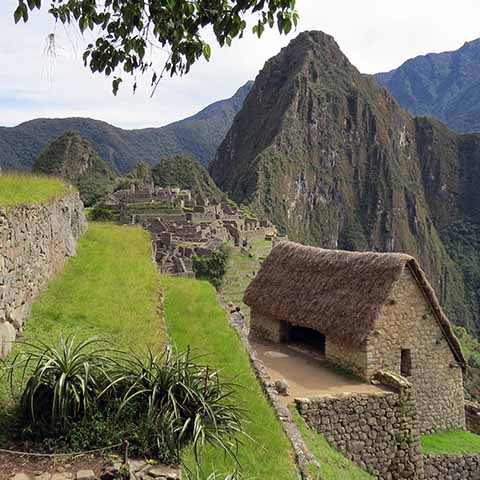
202,43,211,61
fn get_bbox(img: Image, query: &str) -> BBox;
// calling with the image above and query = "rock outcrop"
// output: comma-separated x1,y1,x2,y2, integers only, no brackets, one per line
34,132,116,207
210,30,480,336
0,191,86,358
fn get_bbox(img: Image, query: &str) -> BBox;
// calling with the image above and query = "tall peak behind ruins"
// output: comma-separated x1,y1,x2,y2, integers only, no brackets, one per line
210,30,480,338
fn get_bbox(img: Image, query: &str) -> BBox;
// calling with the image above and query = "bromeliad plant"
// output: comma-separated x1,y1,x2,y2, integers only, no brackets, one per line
108,347,246,464
5,336,247,468
8,336,114,431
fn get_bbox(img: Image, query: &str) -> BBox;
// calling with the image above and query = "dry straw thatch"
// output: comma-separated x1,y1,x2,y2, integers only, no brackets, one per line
244,241,465,366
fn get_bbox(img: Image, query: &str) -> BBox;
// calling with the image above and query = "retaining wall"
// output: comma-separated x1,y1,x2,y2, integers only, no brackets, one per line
0,191,86,357
296,371,424,479
424,453,480,479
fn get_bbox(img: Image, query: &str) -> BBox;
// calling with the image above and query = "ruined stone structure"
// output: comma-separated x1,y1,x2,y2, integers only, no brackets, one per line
296,371,424,479
0,192,86,358
110,183,276,276
245,241,466,435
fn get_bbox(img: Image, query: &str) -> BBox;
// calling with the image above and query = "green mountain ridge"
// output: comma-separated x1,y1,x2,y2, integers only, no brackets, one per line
210,30,480,337
152,155,224,201
374,38,480,133
0,81,253,173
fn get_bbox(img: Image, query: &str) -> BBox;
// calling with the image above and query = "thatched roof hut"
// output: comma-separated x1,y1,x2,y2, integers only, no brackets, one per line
244,241,465,366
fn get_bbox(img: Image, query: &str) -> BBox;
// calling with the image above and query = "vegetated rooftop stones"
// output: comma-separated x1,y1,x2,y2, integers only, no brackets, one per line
106,183,277,276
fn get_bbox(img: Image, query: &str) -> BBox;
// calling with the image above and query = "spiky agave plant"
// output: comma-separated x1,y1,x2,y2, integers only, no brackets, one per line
110,347,247,465
9,335,114,431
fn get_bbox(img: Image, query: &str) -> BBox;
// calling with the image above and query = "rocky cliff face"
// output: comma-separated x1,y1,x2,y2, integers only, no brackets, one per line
0,192,86,358
210,31,480,336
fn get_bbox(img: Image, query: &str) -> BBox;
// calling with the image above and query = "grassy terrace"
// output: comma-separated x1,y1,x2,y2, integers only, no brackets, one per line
0,173,69,207
162,275,299,479
421,430,480,455
0,223,165,434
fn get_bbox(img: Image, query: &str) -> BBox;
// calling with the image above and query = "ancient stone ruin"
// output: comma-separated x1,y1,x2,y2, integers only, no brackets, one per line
107,183,276,275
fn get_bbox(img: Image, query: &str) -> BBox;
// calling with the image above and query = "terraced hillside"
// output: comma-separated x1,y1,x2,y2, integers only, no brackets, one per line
220,239,273,322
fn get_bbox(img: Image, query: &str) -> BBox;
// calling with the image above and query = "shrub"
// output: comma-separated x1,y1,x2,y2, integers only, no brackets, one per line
9,336,113,433
90,202,115,221
192,246,229,289
6,337,245,467
110,348,245,463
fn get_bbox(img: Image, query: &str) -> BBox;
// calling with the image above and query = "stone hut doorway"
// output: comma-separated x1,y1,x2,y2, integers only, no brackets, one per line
287,324,326,355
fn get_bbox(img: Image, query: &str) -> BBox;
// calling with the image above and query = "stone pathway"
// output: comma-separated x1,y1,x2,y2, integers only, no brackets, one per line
8,459,181,480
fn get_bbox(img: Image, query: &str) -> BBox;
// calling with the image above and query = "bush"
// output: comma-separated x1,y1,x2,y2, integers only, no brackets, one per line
90,202,115,221
9,336,113,433
6,337,245,466
192,246,229,289
108,347,244,463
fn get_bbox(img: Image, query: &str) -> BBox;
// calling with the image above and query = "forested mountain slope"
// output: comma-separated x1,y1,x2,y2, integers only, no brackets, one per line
375,38,480,133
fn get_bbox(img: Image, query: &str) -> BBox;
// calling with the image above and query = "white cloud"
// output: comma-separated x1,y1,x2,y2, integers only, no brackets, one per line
1,0,480,128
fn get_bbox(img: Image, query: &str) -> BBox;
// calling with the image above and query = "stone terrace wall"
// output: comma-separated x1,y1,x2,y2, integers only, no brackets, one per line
296,371,424,479
424,454,480,479
0,192,86,357
466,401,480,435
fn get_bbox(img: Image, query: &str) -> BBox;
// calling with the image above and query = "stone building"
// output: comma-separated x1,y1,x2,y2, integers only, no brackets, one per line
244,241,466,433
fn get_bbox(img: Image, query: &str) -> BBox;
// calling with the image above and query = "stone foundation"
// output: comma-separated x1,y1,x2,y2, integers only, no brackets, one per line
424,454,480,479
296,371,424,479
0,191,86,358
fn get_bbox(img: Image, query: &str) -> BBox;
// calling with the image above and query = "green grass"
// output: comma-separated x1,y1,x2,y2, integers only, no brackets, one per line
0,173,69,207
290,408,373,479
421,430,480,455
0,223,165,415
162,275,299,479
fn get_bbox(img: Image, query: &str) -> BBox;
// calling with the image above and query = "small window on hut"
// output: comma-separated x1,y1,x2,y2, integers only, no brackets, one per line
400,349,412,377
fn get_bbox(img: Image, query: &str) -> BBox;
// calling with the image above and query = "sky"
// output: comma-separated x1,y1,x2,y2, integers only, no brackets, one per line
1,0,480,129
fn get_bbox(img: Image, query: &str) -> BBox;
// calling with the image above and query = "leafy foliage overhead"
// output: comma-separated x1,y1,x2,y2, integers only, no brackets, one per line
15,0,298,93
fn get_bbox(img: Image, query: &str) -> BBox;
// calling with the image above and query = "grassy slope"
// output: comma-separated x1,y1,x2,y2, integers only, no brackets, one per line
162,275,299,479
421,431,480,455
0,174,69,207
291,408,373,480
0,223,165,412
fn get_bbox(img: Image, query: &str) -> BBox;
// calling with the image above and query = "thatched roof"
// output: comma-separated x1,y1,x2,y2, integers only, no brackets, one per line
244,242,465,366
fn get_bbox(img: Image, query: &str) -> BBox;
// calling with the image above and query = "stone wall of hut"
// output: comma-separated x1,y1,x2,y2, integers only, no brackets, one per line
0,192,86,359
366,269,465,433
295,372,424,479
325,337,367,377
465,401,480,435
249,309,287,343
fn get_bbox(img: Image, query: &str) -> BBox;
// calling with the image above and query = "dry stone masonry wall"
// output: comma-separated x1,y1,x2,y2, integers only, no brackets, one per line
367,269,465,433
466,401,480,435
0,191,86,358
296,371,425,479
424,454,480,479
